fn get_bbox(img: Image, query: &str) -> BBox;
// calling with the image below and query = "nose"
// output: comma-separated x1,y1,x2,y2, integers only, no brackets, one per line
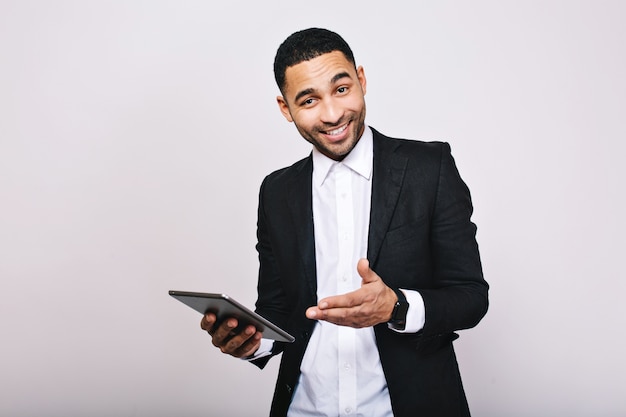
319,98,342,125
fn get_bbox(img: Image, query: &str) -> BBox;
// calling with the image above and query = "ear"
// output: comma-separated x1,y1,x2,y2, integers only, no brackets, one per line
276,96,294,122
356,66,367,95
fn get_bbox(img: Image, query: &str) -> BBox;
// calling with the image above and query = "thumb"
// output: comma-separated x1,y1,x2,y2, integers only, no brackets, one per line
357,258,378,284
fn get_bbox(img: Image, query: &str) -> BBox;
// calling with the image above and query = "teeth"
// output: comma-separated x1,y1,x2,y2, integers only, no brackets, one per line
327,124,347,136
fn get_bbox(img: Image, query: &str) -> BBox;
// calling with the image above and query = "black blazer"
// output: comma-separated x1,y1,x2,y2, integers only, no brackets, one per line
253,128,488,417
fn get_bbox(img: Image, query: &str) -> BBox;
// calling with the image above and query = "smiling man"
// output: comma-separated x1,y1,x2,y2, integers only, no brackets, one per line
201,28,489,417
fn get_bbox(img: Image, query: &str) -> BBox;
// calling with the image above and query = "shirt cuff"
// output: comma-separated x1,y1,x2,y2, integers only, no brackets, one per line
241,338,274,361
389,289,425,333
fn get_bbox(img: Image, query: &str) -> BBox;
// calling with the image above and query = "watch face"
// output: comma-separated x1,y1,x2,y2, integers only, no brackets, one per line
390,301,409,330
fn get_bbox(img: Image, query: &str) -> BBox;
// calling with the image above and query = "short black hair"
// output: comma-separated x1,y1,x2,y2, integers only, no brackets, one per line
273,28,356,93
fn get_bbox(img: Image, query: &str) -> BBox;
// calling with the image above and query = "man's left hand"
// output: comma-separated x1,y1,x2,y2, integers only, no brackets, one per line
305,258,397,328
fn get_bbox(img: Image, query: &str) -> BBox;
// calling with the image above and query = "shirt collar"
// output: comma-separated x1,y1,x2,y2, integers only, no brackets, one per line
312,125,373,187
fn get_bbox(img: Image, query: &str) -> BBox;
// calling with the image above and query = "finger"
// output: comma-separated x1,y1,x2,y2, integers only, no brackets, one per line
357,258,378,284
236,329,263,357
315,305,368,328
306,305,335,321
200,312,217,332
306,306,322,319
211,318,239,346
317,291,362,311
314,301,388,328
307,303,356,322
219,325,260,356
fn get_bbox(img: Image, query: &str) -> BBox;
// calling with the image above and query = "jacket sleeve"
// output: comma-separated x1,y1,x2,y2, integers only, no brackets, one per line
418,142,489,336
250,176,290,368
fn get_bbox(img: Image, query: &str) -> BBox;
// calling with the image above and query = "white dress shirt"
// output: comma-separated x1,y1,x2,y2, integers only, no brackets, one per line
288,127,392,417
250,127,425,416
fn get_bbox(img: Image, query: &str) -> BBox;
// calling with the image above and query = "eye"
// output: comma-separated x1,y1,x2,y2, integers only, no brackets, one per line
337,86,348,94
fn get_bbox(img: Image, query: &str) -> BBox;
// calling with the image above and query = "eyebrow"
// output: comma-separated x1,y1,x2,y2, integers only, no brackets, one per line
330,71,351,85
294,88,315,103
293,71,353,103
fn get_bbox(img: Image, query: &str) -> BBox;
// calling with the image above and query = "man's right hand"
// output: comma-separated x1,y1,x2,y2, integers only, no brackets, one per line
200,313,262,358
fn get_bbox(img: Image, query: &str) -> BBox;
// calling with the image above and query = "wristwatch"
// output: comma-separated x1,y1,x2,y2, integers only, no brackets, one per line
388,288,409,331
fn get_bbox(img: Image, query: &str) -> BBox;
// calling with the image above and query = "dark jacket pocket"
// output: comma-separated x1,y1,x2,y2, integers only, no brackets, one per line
413,332,459,356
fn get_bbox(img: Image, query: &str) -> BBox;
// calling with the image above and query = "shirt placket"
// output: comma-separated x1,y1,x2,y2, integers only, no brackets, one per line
334,164,357,416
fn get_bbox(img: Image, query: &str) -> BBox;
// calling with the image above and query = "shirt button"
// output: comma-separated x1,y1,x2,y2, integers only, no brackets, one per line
343,363,351,371
345,407,352,414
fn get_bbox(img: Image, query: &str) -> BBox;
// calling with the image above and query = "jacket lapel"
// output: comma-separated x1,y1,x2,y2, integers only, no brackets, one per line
368,129,408,267
287,155,318,299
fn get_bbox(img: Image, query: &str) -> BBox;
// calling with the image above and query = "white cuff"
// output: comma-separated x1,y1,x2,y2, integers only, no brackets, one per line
241,338,274,361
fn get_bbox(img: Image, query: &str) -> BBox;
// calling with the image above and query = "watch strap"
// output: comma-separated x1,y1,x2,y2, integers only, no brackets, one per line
388,288,409,331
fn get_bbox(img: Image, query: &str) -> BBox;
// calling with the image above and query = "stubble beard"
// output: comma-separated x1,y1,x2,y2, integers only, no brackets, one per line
297,108,366,161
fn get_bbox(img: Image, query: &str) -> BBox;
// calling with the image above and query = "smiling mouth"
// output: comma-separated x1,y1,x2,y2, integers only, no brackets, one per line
323,123,348,136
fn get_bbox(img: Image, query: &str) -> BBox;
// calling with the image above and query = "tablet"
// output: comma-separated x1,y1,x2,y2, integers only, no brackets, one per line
169,290,295,343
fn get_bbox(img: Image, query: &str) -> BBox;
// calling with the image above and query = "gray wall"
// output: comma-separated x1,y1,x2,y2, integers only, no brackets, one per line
1,1,624,416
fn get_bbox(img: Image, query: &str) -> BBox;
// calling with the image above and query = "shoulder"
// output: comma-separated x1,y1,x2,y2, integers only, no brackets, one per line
370,127,452,163
260,154,312,191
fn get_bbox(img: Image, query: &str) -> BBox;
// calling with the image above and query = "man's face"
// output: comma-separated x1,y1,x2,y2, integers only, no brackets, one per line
277,51,367,161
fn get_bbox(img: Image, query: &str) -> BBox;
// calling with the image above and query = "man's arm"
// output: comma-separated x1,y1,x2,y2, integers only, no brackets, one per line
418,142,488,335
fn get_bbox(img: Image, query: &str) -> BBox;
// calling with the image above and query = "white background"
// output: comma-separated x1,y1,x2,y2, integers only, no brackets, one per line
1,1,625,416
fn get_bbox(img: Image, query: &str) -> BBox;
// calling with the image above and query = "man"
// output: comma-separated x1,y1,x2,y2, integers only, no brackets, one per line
201,28,488,417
